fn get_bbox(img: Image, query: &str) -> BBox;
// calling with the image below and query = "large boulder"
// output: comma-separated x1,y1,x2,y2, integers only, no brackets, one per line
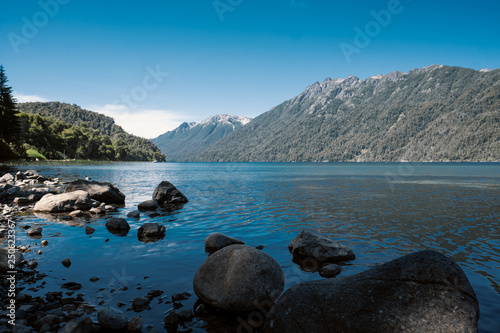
33,191,92,213
152,181,188,205
97,307,128,330
288,229,355,266
64,179,125,205
193,244,284,312
205,232,245,254
264,250,479,333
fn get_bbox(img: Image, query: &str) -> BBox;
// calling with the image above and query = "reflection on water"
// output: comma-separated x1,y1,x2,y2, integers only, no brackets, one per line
6,162,500,332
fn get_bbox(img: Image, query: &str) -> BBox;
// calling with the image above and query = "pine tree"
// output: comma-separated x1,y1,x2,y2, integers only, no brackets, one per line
0,65,20,145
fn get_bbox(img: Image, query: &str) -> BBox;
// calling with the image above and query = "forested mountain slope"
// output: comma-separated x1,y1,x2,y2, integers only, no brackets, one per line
197,65,499,162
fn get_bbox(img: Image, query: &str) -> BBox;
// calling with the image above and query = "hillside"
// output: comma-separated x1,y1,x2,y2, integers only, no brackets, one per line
152,114,251,161
17,102,165,161
196,65,500,162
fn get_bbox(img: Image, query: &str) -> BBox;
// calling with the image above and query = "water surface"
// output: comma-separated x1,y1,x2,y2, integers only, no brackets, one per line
8,162,500,332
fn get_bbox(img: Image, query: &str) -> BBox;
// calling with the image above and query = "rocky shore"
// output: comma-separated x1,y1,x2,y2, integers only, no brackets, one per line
0,169,480,332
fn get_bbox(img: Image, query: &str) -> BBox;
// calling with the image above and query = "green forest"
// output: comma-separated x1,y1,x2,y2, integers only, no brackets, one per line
0,65,166,162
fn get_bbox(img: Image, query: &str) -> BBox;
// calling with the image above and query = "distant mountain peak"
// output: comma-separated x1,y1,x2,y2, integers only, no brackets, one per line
200,114,252,126
151,113,251,161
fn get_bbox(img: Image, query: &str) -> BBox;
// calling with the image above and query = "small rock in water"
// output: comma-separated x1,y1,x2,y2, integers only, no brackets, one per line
62,258,72,268
138,200,159,212
288,229,355,266
89,207,105,215
60,316,94,333
69,210,84,217
177,308,194,322
85,226,96,235
127,316,143,332
204,232,245,254
172,292,191,301
28,260,38,269
106,218,130,231
137,223,166,243
255,245,265,250
104,205,117,212
89,276,100,282
153,181,189,205
27,226,43,237
132,297,150,311
41,240,49,246
319,263,342,278
127,210,141,218
164,311,178,328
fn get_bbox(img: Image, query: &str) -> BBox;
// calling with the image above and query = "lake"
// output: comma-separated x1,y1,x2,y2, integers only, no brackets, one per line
9,162,500,332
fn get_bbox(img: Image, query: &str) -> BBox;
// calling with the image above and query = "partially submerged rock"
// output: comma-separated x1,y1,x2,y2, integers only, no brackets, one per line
97,307,128,330
138,199,159,212
288,229,355,267
33,191,92,213
193,244,284,312
60,316,94,333
204,232,245,254
153,181,188,206
264,250,479,333
27,226,43,237
137,223,166,243
105,218,130,236
64,179,125,205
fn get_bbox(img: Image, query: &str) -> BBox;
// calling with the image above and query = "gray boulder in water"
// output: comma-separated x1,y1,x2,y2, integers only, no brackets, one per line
137,223,166,243
193,244,284,312
288,229,355,266
153,181,188,205
64,179,125,205
264,250,479,333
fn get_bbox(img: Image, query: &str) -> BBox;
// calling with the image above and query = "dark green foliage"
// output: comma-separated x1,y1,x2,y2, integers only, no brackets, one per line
0,65,20,154
17,102,165,161
197,66,500,162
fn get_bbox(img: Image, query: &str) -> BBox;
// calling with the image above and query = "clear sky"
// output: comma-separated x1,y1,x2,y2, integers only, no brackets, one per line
1,0,499,138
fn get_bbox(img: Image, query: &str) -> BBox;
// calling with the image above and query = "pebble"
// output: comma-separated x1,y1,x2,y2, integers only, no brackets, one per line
62,258,72,268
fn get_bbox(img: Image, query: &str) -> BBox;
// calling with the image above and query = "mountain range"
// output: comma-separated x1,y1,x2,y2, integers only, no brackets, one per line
152,114,251,161
190,65,499,162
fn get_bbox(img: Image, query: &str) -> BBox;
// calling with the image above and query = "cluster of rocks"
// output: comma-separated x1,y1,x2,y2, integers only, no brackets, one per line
0,174,193,332
138,181,188,213
188,231,479,333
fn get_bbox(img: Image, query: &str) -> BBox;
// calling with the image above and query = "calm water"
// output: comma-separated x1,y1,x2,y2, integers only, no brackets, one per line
8,162,500,332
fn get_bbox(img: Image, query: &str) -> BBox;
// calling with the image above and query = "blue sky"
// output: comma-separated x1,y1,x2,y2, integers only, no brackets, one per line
1,0,499,138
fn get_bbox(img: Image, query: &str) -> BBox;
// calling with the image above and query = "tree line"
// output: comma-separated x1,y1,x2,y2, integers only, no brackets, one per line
0,65,166,161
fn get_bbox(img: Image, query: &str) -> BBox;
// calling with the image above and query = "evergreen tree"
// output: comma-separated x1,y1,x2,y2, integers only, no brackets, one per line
0,65,20,145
